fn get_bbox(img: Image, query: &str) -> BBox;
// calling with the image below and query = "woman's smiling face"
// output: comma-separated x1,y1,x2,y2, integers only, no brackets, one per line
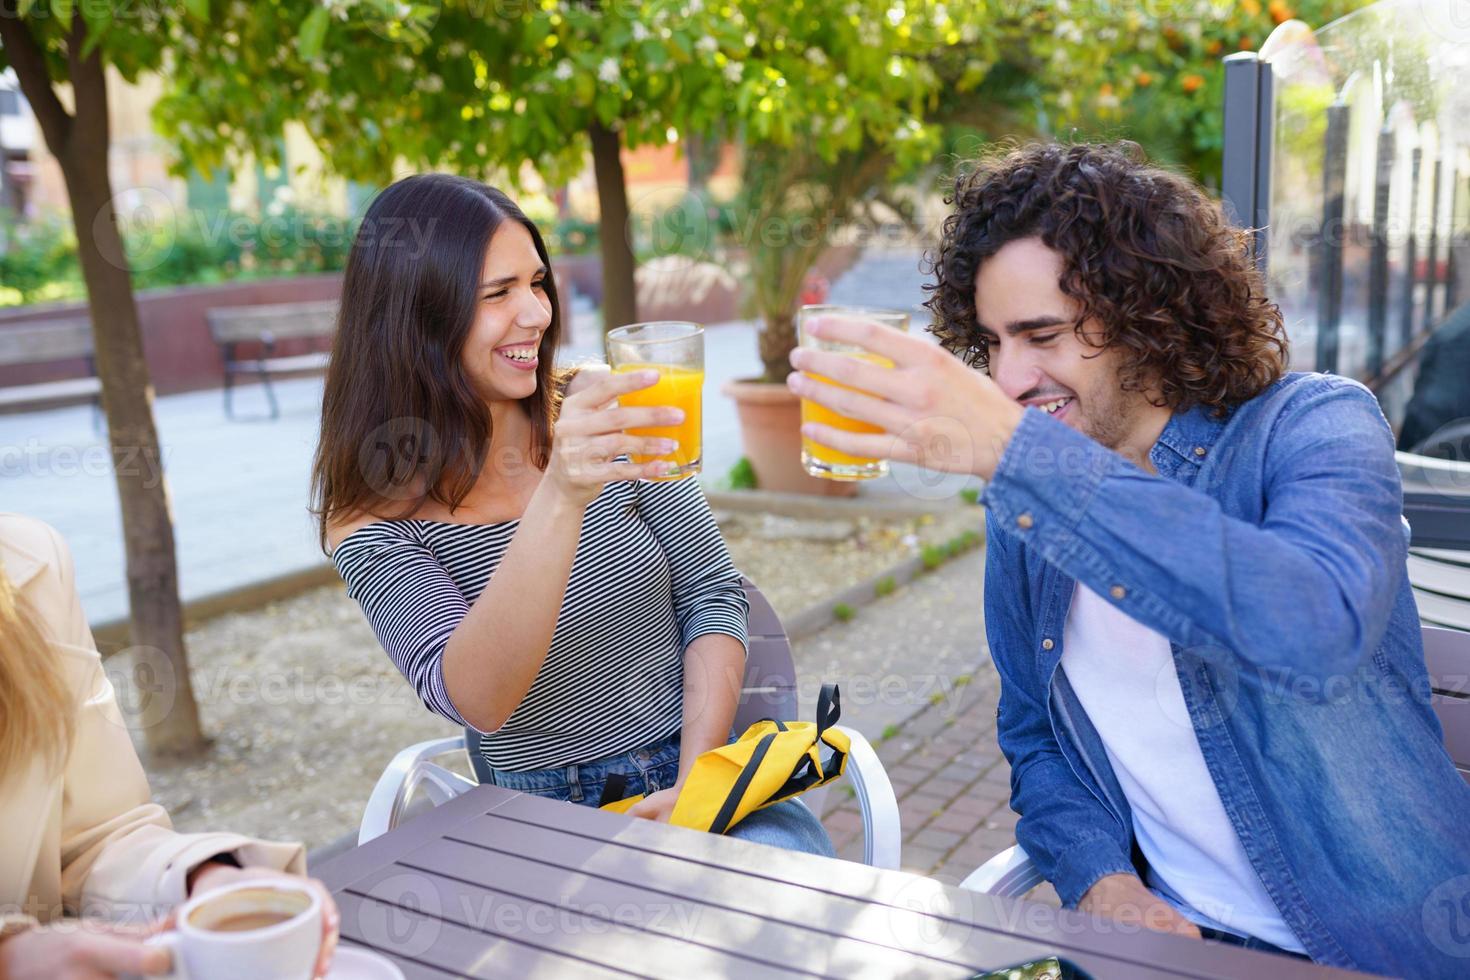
460,221,554,405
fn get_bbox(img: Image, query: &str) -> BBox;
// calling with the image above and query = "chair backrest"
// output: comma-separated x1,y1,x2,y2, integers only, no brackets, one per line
1424,625,1470,783
0,318,93,368
464,577,798,784
735,576,800,731
206,300,338,344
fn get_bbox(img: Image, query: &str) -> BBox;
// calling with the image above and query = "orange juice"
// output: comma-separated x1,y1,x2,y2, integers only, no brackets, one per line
614,363,703,479
800,352,892,478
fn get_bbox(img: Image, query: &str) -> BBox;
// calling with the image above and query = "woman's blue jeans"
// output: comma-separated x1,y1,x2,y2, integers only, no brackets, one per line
482,728,836,857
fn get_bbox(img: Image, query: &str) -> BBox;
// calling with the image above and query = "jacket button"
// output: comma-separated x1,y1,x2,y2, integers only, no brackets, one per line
1194,446,1207,457
1016,512,1034,529
1042,638,1054,650
1110,585,1127,600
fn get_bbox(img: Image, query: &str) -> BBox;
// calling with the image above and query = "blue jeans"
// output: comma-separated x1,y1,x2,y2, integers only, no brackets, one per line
482,728,836,857
1199,926,1311,961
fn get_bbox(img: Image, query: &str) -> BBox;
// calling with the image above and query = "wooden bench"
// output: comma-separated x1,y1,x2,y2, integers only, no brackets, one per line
206,300,337,419
0,318,102,427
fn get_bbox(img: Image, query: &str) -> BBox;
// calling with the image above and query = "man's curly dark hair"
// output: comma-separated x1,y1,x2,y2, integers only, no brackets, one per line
924,141,1288,414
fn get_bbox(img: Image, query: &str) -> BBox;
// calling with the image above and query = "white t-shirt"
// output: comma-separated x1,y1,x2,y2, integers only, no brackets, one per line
1060,583,1305,952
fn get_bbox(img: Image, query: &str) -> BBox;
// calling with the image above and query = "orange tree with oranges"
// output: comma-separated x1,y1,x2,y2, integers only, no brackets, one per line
1068,0,1372,186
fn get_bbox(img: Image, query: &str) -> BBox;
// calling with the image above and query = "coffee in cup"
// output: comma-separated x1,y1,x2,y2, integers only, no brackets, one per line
150,880,322,980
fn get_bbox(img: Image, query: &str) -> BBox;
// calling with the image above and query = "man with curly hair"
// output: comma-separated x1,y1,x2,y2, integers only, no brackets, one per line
788,141,1470,976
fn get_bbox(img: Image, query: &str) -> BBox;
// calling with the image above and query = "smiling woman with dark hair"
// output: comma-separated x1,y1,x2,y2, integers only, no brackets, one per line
311,174,832,856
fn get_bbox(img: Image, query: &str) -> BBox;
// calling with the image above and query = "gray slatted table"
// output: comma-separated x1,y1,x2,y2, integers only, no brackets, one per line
314,785,1364,979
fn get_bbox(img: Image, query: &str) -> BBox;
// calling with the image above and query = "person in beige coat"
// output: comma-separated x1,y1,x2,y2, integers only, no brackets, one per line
0,513,339,979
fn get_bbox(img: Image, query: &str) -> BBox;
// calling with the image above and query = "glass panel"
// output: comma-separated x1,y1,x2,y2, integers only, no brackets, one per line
1260,1,1470,451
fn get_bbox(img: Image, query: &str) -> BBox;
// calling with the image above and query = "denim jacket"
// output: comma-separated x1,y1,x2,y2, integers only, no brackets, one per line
981,371,1470,976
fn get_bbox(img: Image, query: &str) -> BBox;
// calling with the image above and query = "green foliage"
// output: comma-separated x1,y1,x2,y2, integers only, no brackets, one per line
832,602,855,622
920,544,946,571
0,217,78,304
874,575,896,598
725,456,758,491
547,215,599,256
1060,0,1373,184
958,487,981,505
0,208,357,306
880,723,900,742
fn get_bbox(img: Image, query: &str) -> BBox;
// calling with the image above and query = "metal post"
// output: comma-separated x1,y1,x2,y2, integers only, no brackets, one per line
1223,52,1271,269
1425,156,1444,327
1316,102,1349,375
1446,171,1463,313
1253,65,1275,271
1368,126,1395,380
1400,147,1423,352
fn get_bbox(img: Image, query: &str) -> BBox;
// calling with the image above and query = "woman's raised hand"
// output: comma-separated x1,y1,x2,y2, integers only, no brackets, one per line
545,369,681,505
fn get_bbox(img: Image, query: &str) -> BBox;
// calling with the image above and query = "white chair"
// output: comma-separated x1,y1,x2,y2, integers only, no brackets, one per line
960,624,1470,896
359,578,903,868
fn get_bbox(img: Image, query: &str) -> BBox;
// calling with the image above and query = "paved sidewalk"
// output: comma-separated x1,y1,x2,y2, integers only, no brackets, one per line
797,545,1062,906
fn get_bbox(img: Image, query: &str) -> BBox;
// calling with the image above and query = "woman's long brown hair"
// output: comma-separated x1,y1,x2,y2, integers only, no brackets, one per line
310,175,564,547
0,563,73,781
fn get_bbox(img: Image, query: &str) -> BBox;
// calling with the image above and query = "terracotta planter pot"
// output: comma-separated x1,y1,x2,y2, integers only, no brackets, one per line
721,379,859,497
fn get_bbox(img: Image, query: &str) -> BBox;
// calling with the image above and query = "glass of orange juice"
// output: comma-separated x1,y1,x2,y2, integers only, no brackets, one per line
606,321,704,481
797,304,910,480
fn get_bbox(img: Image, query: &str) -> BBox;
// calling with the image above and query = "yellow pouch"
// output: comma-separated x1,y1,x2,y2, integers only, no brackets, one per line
599,683,848,836
598,791,643,814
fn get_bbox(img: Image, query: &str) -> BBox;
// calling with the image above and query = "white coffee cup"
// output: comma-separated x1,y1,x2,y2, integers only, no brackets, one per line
148,880,323,980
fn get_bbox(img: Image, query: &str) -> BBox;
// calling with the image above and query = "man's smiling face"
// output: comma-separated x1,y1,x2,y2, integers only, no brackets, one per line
974,236,1169,458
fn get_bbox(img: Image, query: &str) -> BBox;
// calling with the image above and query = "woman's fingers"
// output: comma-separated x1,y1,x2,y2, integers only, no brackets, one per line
310,879,340,980
569,435,672,466
623,436,678,459
77,932,172,976
560,404,684,438
566,366,660,411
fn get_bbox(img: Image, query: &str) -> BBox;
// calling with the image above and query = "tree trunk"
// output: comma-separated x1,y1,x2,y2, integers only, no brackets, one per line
588,119,638,333
758,311,797,384
1,8,205,757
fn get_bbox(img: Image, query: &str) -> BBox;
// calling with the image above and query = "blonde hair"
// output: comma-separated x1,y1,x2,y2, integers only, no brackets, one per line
0,563,73,780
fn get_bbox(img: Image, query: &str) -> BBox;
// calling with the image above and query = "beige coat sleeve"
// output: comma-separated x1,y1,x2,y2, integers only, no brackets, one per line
24,519,304,921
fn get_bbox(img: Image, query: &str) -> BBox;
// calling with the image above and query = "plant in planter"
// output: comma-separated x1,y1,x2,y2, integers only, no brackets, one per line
710,0,1109,493
722,141,903,494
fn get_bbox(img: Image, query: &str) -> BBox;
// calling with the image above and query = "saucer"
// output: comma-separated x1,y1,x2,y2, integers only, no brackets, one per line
325,946,407,980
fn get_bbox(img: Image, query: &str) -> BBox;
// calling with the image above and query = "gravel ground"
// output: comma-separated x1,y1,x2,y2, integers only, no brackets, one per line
140,504,986,854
